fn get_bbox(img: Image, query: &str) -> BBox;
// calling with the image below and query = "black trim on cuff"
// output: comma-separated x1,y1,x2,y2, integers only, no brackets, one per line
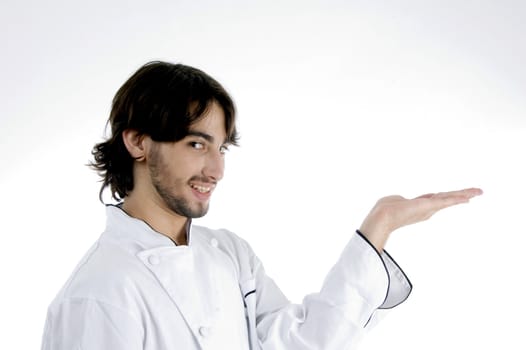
379,249,413,309
355,230,390,326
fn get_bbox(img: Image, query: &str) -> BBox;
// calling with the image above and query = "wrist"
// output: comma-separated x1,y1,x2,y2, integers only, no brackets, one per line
359,215,390,252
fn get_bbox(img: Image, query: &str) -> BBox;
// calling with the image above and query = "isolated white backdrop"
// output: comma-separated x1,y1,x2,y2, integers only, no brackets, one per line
1,0,525,349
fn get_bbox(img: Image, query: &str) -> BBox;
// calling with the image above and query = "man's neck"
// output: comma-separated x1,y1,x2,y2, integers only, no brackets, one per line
121,195,188,245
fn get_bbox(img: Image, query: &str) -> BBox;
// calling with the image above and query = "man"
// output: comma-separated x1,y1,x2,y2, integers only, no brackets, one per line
41,61,482,349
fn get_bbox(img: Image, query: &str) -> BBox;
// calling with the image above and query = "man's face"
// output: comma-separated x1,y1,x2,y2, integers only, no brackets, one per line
146,102,229,218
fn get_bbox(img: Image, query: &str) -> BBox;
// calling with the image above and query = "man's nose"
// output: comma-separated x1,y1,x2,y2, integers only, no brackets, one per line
203,150,224,182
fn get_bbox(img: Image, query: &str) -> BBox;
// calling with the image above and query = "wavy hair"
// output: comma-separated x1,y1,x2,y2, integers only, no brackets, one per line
90,61,239,202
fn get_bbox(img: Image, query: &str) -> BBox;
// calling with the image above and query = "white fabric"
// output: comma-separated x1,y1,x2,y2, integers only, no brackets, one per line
41,205,412,350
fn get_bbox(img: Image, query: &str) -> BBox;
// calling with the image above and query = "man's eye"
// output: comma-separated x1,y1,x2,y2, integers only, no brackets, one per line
190,142,204,150
220,145,229,154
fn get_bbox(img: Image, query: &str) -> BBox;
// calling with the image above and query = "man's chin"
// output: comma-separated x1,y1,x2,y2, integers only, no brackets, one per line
161,194,210,219
181,203,210,219
189,209,208,219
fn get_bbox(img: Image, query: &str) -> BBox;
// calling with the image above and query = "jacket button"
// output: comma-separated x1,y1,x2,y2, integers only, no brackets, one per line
199,326,211,338
210,238,219,248
148,255,160,265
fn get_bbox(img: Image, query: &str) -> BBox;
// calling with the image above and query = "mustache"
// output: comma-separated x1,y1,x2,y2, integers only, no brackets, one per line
188,176,217,185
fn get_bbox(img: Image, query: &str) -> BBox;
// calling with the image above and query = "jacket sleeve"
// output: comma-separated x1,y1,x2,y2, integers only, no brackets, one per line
246,231,412,350
41,298,143,350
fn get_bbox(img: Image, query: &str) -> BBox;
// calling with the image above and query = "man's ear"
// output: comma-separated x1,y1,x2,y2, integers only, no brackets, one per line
122,129,147,162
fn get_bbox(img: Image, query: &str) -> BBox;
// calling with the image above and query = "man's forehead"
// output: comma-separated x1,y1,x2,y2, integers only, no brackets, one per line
187,104,227,140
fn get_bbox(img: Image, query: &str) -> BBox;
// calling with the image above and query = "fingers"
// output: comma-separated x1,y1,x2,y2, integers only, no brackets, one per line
415,193,435,199
416,188,483,201
429,191,482,213
411,188,483,217
433,195,471,210
434,188,483,199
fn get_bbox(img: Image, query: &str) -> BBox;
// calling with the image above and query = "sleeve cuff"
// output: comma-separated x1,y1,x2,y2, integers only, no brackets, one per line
355,230,413,309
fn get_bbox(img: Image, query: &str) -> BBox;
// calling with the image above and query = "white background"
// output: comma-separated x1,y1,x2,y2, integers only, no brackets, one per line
1,0,525,348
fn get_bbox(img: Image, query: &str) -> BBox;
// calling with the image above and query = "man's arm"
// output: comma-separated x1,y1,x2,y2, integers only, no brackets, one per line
41,298,143,350
247,231,410,349
248,187,482,349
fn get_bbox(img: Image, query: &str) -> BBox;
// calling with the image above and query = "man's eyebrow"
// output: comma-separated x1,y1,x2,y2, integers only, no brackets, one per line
186,131,214,142
186,131,229,145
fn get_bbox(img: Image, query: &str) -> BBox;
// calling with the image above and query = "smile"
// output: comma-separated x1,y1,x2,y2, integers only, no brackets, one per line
190,183,212,194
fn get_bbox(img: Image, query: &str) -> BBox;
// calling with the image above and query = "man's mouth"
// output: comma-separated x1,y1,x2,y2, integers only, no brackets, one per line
190,183,213,194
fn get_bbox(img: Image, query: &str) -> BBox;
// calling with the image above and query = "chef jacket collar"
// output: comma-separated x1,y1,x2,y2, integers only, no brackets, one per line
103,204,194,252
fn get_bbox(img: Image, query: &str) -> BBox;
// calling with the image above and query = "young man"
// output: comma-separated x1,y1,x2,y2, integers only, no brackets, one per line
41,61,482,349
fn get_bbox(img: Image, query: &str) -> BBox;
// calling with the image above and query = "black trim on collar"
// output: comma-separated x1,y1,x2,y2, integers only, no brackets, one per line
243,289,256,308
106,204,189,246
244,290,256,299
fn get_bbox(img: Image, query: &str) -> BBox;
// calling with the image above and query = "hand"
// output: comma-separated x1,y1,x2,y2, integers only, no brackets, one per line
359,188,483,251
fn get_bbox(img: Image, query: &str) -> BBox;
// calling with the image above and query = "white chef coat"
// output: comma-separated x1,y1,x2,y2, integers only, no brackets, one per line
41,205,412,350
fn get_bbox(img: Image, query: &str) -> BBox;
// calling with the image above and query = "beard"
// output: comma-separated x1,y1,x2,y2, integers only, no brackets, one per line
148,148,210,219
152,179,209,218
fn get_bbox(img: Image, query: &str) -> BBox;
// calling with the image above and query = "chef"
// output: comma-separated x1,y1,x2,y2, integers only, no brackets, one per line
41,61,482,349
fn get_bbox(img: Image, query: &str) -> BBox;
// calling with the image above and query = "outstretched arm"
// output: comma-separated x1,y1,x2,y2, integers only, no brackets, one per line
250,187,482,349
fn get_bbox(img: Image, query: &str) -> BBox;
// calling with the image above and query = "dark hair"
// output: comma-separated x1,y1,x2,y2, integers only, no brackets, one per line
90,61,239,202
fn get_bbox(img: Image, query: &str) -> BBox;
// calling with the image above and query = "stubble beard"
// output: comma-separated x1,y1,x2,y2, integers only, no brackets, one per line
152,180,209,218
148,149,209,219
